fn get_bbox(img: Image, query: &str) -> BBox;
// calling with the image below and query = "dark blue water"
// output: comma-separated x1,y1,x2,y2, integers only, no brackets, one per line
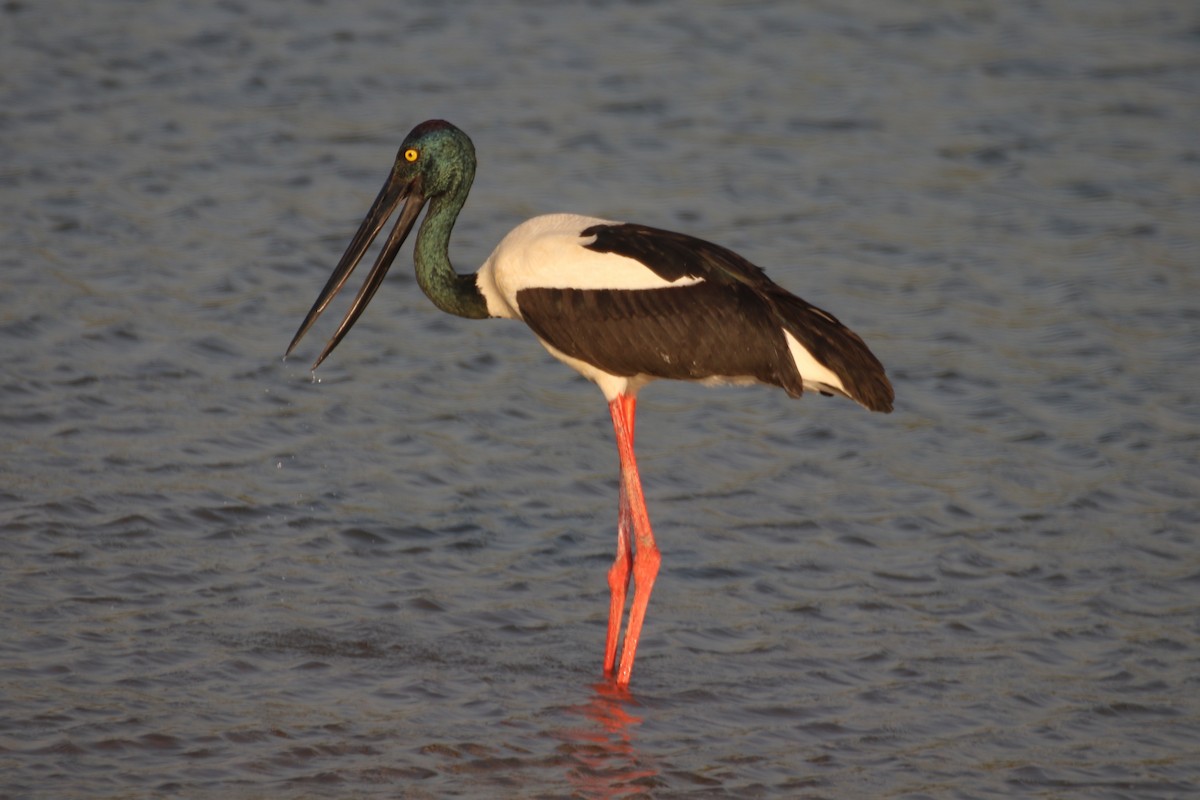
3,1,1198,797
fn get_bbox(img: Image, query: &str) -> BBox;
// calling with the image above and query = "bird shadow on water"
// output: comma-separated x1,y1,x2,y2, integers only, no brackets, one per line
551,681,660,799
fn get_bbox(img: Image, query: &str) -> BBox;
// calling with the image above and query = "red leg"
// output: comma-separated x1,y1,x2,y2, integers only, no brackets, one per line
603,480,633,676
606,394,661,687
604,394,636,676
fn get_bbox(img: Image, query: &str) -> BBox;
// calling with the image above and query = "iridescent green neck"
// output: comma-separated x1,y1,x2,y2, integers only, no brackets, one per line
413,189,490,320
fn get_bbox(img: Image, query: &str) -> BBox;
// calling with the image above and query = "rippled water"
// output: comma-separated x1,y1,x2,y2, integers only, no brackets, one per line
3,1,1199,797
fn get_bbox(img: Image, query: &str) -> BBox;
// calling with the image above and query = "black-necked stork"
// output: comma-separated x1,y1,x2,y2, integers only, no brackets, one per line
287,120,893,688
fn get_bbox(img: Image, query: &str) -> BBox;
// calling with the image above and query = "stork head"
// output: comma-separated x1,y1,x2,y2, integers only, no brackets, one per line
285,120,476,369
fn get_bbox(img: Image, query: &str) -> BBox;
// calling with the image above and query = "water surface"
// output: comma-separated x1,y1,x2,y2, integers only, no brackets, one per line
3,1,1198,797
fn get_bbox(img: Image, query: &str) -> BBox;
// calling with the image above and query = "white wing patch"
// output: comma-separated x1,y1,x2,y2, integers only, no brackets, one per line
476,214,704,319
784,330,848,396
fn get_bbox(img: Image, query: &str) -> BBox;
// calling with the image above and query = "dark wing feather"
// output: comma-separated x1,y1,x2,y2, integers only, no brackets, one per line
516,283,806,397
560,222,893,411
582,223,770,286
764,288,894,412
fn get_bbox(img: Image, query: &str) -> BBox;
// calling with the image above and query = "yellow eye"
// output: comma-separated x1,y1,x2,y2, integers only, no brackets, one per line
404,148,419,162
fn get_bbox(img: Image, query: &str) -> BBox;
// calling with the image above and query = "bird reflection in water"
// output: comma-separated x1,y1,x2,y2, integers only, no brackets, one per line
557,682,659,798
